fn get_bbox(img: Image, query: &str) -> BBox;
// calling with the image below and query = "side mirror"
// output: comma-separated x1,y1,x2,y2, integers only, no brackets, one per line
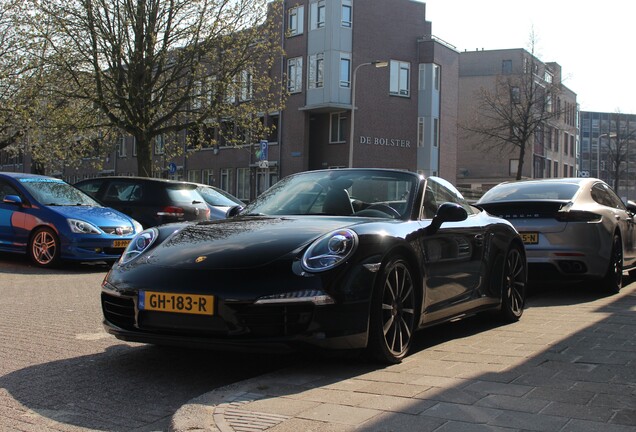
226,205,244,218
3,195,23,205
626,202,636,214
427,202,468,234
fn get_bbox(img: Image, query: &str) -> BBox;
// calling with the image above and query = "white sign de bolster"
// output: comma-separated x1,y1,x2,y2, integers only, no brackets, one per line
360,136,411,148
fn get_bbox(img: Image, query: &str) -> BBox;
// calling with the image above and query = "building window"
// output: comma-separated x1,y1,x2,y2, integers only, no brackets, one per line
502,60,512,74
288,5,304,36
132,137,137,157
287,57,303,93
509,159,519,176
191,80,204,109
554,161,559,177
339,53,351,88
308,53,324,89
341,2,352,27
220,169,230,192
117,135,126,157
239,70,252,101
510,87,521,104
433,64,440,90
154,134,165,155
236,167,250,200
417,117,424,148
546,160,552,178
433,118,439,147
330,112,346,143
389,60,410,97
310,0,325,30
544,70,553,83
202,169,214,185
187,169,201,183
418,65,426,91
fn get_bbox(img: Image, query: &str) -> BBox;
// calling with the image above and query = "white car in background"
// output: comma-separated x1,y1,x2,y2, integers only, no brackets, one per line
476,177,636,293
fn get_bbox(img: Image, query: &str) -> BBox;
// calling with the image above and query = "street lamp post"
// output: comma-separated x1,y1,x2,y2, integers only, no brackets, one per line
348,60,388,168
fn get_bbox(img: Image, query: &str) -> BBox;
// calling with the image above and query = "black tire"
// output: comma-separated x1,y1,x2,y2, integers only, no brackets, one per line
368,257,417,364
499,244,526,322
29,227,61,268
602,234,623,294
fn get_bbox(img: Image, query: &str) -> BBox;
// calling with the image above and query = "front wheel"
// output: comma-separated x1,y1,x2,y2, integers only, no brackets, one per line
499,244,526,322
602,234,623,294
29,227,61,268
367,257,417,364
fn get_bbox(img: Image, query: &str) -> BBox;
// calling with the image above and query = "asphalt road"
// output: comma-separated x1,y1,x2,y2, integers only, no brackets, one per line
0,254,294,432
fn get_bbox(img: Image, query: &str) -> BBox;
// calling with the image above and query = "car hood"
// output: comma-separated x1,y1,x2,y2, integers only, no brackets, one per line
145,216,361,270
50,205,136,227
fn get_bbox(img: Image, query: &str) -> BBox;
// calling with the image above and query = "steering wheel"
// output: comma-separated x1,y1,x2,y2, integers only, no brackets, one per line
365,203,401,218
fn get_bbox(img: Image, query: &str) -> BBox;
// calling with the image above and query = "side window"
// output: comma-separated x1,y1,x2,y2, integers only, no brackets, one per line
422,177,472,219
76,180,102,198
591,183,614,208
0,181,19,201
104,181,142,203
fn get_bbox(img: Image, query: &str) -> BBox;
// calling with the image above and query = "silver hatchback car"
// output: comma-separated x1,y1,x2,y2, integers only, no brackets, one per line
476,178,636,293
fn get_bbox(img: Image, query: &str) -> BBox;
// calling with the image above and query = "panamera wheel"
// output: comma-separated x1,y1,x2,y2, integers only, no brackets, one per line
29,227,60,267
368,257,416,364
602,234,623,294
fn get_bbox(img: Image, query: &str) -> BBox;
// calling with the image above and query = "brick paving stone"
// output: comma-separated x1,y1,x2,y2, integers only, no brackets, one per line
489,410,569,431
561,419,636,432
354,394,436,415
359,411,446,432
540,401,615,422
462,380,533,397
421,402,503,424
296,403,380,425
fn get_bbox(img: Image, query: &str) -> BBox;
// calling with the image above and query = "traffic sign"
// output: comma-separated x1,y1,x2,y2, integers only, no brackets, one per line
168,162,177,174
259,140,268,161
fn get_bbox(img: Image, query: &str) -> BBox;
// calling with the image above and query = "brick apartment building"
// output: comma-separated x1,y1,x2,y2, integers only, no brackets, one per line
456,48,578,192
0,0,461,202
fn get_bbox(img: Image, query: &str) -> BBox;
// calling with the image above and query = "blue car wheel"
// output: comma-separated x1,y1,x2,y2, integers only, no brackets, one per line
29,227,60,267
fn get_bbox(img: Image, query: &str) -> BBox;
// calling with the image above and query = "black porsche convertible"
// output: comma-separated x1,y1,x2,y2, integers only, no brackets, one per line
101,168,527,363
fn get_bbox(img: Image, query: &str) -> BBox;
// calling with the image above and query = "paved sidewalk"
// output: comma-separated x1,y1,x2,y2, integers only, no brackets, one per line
171,284,636,432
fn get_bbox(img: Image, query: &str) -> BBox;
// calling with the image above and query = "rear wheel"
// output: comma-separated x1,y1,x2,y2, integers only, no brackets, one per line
602,234,623,294
29,227,61,268
499,244,526,322
368,257,417,364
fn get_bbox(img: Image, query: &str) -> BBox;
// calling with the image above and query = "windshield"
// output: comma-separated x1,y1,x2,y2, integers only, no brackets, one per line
479,182,580,202
20,178,100,206
242,169,418,219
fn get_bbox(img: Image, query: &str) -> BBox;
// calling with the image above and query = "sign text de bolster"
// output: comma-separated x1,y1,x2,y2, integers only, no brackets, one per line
360,136,411,148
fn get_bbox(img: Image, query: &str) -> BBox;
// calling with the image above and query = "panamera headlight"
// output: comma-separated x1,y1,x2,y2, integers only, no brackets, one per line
301,229,358,272
119,228,158,264
68,218,101,234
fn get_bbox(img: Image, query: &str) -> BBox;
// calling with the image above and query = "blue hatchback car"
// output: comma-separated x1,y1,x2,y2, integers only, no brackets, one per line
0,172,142,267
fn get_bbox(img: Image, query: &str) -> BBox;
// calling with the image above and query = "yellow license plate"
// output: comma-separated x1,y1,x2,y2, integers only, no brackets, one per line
139,291,215,316
520,232,539,244
112,240,131,248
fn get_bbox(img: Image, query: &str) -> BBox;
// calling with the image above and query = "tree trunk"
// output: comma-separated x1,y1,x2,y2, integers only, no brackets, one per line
516,141,526,181
135,133,153,177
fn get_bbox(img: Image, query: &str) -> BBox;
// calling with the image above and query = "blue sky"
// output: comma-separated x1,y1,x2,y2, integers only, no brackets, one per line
422,0,636,114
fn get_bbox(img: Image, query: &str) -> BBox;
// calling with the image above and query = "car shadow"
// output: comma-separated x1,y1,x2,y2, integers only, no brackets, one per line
0,252,113,275
0,343,298,431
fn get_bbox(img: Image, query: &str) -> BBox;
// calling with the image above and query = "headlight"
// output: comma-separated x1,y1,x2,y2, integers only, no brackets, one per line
68,218,101,234
301,228,358,272
132,220,143,233
119,228,158,264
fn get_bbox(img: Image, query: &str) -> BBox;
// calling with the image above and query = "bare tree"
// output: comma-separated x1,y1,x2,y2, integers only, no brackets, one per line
603,112,636,192
461,32,563,180
23,0,283,176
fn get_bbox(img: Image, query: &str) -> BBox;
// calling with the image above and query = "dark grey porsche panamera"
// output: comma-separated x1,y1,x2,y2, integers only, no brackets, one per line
101,168,527,363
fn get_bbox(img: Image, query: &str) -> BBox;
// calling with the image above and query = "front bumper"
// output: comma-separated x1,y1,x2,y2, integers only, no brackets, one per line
101,289,370,351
